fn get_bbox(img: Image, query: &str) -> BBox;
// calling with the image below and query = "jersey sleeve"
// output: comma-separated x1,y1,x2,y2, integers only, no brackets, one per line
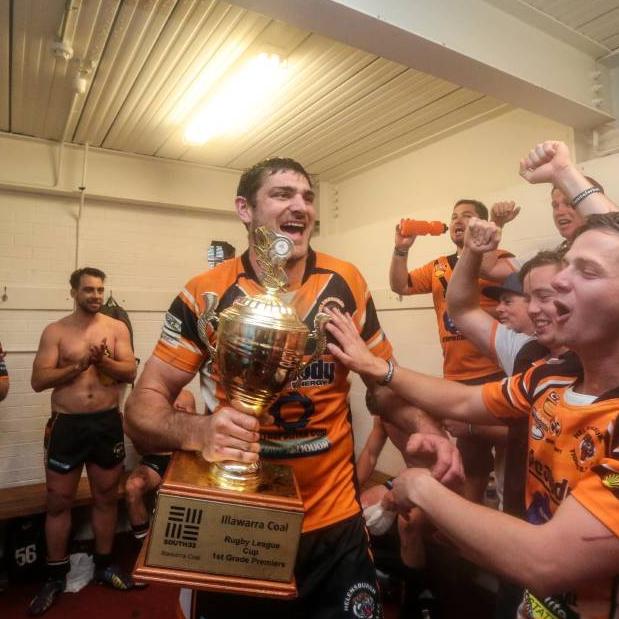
153,276,207,374
481,368,533,420
407,260,434,294
571,415,619,537
0,356,7,380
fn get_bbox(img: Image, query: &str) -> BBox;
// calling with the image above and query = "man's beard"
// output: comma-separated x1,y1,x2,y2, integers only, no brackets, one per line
77,299,100,314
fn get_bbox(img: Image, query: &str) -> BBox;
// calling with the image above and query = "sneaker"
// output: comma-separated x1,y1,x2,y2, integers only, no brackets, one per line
27,578,65,616
94,564,145,590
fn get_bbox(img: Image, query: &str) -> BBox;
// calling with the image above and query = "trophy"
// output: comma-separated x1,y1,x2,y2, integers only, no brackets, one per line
133,227,329,599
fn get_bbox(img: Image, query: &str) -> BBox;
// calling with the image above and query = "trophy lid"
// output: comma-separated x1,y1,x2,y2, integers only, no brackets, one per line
224,293,308,333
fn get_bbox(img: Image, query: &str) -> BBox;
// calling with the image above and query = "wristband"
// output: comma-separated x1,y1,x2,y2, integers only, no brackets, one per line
383,478,394,490
571,186,602,206
378,359,395,386
393,247,409,257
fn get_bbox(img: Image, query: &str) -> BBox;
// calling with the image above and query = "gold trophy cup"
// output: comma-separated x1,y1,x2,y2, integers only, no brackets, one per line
134,228,328,599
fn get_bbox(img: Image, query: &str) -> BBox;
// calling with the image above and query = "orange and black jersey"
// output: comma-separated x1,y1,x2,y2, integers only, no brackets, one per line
482,353,619,619
155,249,393,533
0,357,6,381
407,252,511,381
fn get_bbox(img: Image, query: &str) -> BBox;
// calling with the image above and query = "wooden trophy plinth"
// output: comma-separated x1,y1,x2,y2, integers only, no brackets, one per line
133,451,304,599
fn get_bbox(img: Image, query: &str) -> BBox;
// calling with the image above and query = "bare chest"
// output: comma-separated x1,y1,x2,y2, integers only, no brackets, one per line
57,324,116,363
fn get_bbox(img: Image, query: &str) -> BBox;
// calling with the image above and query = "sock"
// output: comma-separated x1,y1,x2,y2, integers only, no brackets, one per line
93,553,113,571
47,557,70,582
131,522,150,540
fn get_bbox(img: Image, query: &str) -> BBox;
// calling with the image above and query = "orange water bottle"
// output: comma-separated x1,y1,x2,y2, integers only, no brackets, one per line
399,219,448,237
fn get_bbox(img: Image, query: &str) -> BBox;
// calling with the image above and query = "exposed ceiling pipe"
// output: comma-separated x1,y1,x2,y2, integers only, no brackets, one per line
55,70,88,187
75,142,89,269
52,0,86,188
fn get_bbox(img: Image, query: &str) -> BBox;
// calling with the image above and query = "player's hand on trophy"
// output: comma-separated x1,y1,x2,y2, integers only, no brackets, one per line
202,406,262,463
406,433,464,488
324,308,386,380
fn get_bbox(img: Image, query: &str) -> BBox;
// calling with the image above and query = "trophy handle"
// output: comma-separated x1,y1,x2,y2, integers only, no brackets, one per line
297,312,330,375
197,291,219,363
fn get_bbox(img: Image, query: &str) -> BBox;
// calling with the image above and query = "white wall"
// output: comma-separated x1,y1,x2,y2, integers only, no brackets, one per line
0,142,246,488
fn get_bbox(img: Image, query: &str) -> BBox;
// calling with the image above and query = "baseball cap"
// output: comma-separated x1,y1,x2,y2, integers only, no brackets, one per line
482,272,524,301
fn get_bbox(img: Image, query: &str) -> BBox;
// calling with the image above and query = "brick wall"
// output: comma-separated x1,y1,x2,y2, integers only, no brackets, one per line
0,192,244,487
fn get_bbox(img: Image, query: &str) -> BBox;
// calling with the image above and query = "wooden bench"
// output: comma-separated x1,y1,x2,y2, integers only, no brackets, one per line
0,473,129,521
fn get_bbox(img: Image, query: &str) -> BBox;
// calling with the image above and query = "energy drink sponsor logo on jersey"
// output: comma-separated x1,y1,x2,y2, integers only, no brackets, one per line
529,450,570,505
523,590,579,619
290,359,335,388
161,311,182,347
260,429,331,458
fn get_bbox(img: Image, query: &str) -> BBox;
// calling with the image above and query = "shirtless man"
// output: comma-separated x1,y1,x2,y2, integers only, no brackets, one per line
28,267,138,616
125,388,197,542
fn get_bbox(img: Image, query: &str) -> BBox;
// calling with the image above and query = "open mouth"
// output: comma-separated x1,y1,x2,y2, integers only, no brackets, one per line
553,300,571,322
279,221,306,239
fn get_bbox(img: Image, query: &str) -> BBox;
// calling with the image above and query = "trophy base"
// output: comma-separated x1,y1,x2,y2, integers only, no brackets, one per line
133,451,304,599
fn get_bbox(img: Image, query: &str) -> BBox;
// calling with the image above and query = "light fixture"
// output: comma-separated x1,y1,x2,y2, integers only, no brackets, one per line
183,52,288,145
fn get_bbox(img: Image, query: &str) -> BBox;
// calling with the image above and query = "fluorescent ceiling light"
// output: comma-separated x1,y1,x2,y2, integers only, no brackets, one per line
183,52,288,145
170,43,245,124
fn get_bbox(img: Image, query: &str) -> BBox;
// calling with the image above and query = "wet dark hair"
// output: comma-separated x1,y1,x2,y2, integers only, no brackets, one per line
70,267,106,290
454,199,488,220
236,158,312,206
518,251,563,285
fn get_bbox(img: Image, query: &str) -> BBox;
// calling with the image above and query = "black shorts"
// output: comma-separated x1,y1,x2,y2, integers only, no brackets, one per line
44,408,125,474
140,453,171,478
190,514,382,619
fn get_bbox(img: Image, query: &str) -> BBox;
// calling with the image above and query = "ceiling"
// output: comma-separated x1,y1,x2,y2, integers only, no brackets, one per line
521,0,619,51
2,0,619,181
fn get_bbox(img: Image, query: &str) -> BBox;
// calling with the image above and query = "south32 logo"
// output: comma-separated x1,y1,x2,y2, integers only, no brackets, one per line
163,505,203,549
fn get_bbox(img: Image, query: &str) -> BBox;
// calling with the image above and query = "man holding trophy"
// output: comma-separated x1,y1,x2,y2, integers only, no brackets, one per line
125,158,460,619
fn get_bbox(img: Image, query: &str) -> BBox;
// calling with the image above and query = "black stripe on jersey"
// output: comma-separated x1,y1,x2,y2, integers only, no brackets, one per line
594,385,619,403
360,297,381,343
512,340,550,375
241,251,258,283
513,351,581,405
217,284,245,314
302,248,316,284
0,360,6,377
168,296,203,350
